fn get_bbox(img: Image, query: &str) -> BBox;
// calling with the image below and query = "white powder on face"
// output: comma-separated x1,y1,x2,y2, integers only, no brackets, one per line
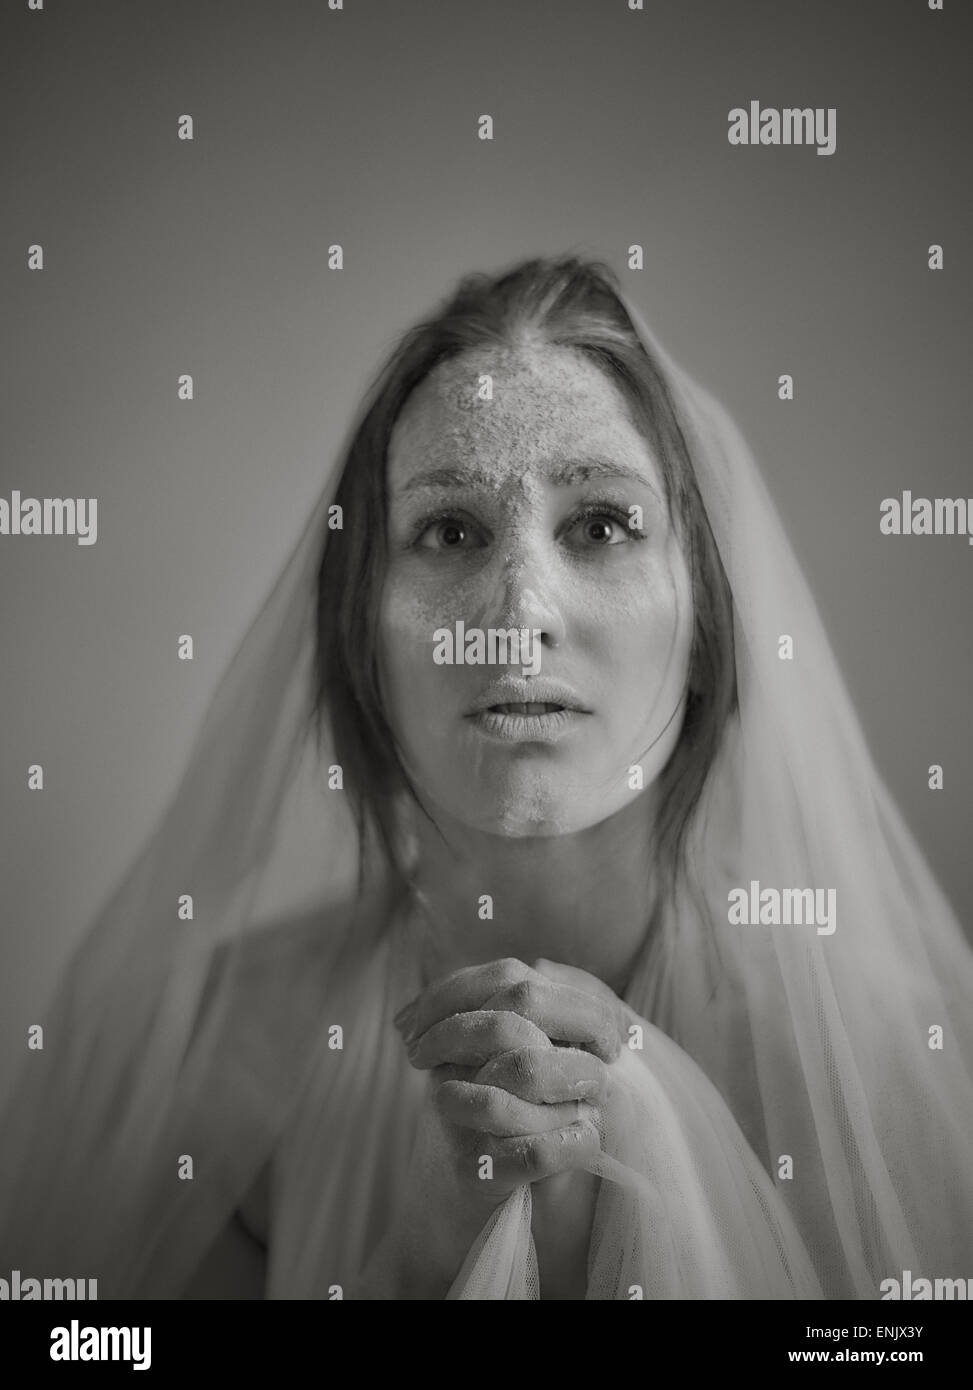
389,339,664,510
386,339,671,621
380,340,692,835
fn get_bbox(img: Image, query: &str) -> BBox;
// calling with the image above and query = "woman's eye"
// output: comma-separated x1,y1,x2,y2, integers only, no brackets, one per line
565,511,632,547
415,516,484,550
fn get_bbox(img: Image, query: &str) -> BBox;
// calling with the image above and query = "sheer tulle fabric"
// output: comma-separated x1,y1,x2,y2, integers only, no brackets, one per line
1,289,971,1299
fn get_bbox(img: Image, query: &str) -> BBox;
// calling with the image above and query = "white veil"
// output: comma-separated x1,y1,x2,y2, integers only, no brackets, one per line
1,266,971,1300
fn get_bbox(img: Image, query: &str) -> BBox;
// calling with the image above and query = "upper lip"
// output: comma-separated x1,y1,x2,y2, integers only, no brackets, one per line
465,679,591,716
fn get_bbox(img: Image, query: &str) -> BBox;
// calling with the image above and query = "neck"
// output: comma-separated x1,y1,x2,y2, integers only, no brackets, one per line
401,791,663,997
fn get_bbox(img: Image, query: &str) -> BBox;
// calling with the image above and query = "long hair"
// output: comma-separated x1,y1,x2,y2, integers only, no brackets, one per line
314,254,737,897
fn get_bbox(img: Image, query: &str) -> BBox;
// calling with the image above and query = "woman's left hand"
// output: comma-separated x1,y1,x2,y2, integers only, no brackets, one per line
397,956,627,1099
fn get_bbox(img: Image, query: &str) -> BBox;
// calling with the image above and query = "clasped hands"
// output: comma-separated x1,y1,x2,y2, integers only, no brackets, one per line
394,956,628,1188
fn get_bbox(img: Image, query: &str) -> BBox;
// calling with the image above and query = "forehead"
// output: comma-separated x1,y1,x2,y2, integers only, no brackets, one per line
387,342,660,494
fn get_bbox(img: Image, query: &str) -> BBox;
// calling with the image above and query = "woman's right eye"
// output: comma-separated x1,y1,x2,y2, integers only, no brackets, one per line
414,515,485,551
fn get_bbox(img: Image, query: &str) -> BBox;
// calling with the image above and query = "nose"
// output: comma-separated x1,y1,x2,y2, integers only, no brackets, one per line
486,551,567,651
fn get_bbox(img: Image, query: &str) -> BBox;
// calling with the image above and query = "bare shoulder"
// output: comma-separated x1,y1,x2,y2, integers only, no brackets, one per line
183,879,404,1288
205,875,402,1019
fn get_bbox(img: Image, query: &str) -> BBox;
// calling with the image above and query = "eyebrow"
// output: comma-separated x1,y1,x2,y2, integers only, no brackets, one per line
399,457,660,496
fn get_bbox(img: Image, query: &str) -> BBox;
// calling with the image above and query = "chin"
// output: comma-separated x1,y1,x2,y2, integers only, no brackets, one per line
487,809,577,838
471,783,613,839
478,778,653,840
413,758,631,837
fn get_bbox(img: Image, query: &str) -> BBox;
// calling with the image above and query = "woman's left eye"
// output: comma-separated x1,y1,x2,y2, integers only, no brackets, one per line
564,509,639,547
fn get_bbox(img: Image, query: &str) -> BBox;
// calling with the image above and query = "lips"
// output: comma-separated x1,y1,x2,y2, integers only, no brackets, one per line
466,679,590,717
489,701,565,715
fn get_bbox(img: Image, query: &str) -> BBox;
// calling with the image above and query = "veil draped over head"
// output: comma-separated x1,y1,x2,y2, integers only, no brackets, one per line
1,269,972,1301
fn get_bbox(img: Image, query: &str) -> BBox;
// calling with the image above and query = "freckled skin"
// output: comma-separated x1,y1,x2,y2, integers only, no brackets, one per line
378,341,694,837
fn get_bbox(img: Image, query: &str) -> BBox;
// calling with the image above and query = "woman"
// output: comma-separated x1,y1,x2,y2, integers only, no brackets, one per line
2,256,972,1300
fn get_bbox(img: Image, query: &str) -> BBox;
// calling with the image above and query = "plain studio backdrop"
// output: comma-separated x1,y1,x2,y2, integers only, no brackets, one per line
0,0,970,1098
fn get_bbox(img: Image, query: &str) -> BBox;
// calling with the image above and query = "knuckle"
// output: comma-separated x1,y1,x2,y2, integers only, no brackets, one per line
489,1010,533,1052
518,1137,542,1175
496,1135,540,1177
496,957,528,988
475,1046,532,1096
552,1120,599,1170
510,1046,538,1089
483,1012,515,1052
506,978,536,1013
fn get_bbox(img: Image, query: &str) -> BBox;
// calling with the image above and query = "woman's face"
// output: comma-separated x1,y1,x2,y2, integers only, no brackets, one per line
377,340,694,837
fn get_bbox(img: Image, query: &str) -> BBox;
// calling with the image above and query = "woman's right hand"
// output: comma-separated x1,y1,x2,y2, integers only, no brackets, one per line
354,957,614,1298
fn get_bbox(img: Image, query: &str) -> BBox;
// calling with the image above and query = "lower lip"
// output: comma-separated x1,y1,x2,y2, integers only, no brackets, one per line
466,708,588,743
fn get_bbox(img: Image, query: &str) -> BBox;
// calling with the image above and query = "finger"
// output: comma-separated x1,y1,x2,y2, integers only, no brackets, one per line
435,1080,597,1137
408,1009,552,1069
483,975,622,1063
405,958,532,1040
430,1062,478,1086
475,1045,608,1106
532,957,621,1004
488,1117,602,1187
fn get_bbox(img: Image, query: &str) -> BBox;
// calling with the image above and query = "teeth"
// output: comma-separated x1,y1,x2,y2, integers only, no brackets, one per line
490,702,564,715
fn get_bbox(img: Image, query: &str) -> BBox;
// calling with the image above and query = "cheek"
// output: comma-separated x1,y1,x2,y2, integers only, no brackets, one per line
376,560,505,714
379,560,472,653
588,549,693,734
377,583,431,696
376,575,456,750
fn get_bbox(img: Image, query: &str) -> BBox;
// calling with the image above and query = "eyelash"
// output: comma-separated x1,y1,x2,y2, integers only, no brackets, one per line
572,502,647,541
410,501,648,550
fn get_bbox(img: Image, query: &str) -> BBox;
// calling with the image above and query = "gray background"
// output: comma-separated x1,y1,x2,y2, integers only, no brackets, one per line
1,0,970,1067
